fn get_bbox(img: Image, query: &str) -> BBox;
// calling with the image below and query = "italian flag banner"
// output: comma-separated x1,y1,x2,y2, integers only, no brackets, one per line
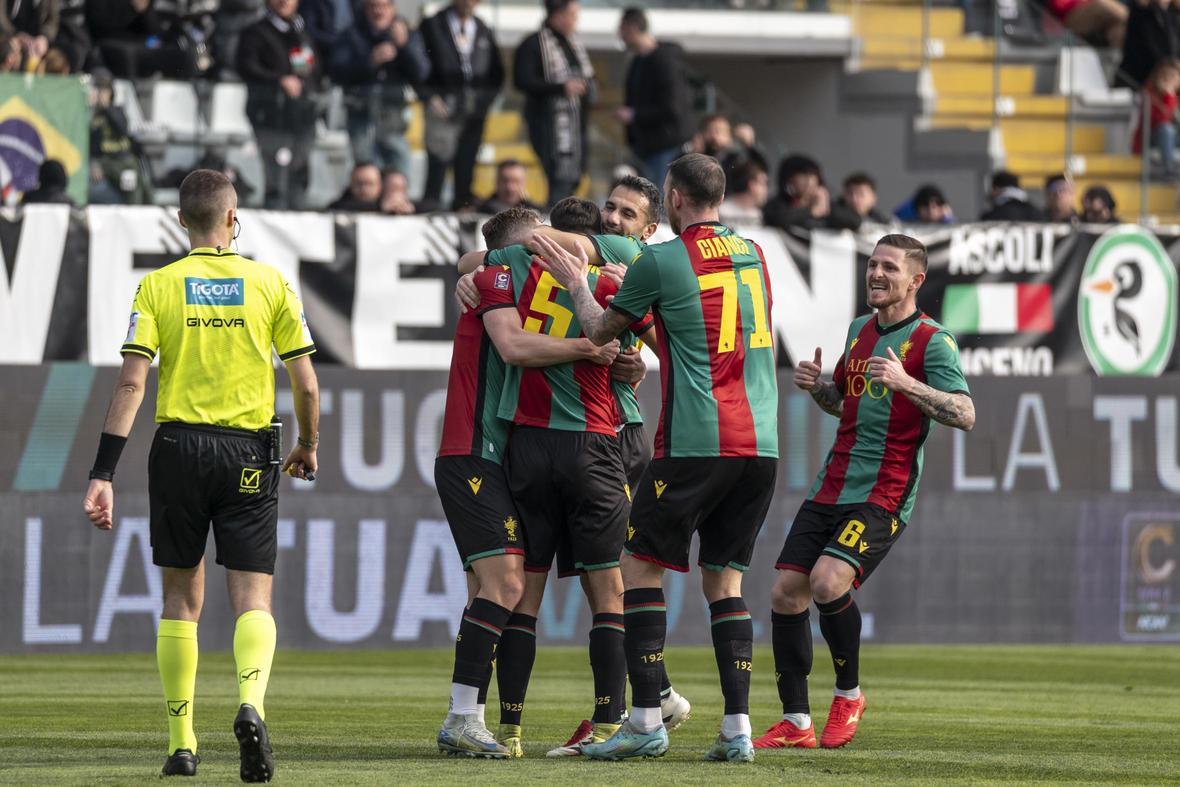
942,283,1054,334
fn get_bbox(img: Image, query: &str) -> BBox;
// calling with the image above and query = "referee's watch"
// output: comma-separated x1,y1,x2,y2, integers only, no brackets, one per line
297,433,319,449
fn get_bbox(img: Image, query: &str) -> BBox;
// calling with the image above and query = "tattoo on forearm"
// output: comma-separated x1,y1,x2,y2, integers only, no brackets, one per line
810,381,843,417
904,382,975,430
568,284,629,345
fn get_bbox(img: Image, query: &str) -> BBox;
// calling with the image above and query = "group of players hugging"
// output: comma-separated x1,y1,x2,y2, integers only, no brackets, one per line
433,154,975,763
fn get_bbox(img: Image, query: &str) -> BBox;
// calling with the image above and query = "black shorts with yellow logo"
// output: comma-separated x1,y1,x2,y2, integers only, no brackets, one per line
625,456,777,573
148,422,279,574
776,501,907,588
505,426,629,575
435,455,524,569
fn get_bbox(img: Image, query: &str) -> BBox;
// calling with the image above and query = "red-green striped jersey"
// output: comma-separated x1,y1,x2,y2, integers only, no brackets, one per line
481,244,651,435
437,265,514,463
609,222,778,458
810,311,969,522
592,233,650,426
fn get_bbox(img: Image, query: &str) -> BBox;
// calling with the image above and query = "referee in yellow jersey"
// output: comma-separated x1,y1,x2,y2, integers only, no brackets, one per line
81,169,320,782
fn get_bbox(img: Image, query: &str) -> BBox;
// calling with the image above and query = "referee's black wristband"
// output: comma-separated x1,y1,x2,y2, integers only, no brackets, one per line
89,432,127,481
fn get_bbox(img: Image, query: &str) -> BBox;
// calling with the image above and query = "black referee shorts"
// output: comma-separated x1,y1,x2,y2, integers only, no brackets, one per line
148,422,279,574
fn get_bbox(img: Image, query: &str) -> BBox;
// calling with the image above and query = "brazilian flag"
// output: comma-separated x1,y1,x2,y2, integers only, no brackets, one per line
0,74,88,205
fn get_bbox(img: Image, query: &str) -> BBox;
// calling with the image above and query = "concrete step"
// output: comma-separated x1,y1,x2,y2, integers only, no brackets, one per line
860,34,994,62
930,63,1037,96
1006,153,1146,179
851,5,966,38
933,94,1069,119
1075,179,1178,214
925,118,1107,154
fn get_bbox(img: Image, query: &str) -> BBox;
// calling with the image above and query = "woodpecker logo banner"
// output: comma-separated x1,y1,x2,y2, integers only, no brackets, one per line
1,206,1180,375
3,364,1180,653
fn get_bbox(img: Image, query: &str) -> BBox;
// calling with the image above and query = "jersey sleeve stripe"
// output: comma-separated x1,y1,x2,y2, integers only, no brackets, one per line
121,344,155,359
474,302,516,317
278,344,316,361
607,301,644,321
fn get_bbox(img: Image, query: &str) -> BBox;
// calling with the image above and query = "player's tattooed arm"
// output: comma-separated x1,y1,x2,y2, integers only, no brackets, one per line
565,282,633,345
810,381,844,417
869,347,975,431
900,383,975,431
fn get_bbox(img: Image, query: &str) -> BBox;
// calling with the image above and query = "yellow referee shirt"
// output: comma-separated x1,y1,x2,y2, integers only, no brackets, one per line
121,247,316,430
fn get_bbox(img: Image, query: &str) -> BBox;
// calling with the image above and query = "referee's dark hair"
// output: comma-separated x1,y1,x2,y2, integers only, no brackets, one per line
620,7,648,31
550,196,603,235
482,206,542,250
611,174,662,224
668,153,726,208
179,169,237,234
876,233,928,272
544,0,575,16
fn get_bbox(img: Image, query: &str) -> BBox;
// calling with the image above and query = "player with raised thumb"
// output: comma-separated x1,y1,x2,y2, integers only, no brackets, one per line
793,347,823,391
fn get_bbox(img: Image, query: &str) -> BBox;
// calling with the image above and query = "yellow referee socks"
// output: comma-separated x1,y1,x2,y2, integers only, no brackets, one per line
157,619,199,755
234,610,277,719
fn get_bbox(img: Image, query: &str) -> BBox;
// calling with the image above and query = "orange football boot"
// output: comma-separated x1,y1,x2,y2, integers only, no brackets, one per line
819,694,866,748
752,718,817,749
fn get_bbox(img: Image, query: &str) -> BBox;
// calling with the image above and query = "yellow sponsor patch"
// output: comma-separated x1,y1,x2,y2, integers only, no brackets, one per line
504,516,518,542
654,480,667,499
239,468,261,494
467,476,482,495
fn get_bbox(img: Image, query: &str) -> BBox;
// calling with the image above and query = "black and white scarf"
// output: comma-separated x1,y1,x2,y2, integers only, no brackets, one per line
538,25,594,183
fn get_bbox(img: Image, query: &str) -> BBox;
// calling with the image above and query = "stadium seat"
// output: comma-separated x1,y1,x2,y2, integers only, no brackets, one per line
208,82,253,147
111,79,166,146
1056,47,1133,111
150,81,204,144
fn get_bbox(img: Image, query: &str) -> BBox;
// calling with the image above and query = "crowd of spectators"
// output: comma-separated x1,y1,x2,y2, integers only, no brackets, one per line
0,0,1160,219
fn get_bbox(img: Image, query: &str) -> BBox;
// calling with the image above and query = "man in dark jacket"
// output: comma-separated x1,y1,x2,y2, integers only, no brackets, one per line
827,172,891,230
22,159,74,205
329,0,425,174
414,0,503,210
514,0,594,206
980,169,1044,221
88,67,153,204
328,161,382,211
763,153,830,231
238,0,319,208
90,0,214,78
1117,0,1180,88
616,7,691,185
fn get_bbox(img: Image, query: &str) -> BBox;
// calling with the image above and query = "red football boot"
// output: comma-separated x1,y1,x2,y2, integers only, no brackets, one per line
752,718,817,749
819,694,866,748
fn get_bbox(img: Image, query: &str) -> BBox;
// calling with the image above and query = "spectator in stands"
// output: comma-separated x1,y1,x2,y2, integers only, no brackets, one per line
733,121,757,152
0,0,57,67
763,153,830,230
1131,58,1180,178
22,159,73,205
1117,0,1180,89
214,0,267,78
695,113,737,160
379,168,416,214
88,67,153,204
416,0,504,211
827,171,891,230
0,31,20,69
90,0,215,79
299,0,351,54
476,158,542,214
617,7,692,185
37,44,68,71
238,0,320,209
719,153,768,226
1042,174,1079,223
515,0,595,206
329,162,382,211
330,0,426,176
894,184,954,223
1047,0,1127,48
980,170,1044,221
53,0,91,70
1082,185,1119,222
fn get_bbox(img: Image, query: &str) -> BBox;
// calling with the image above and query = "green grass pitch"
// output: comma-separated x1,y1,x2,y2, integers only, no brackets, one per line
1,645,1178,785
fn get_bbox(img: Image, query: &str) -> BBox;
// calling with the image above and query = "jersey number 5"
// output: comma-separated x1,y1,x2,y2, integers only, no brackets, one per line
697,269,772,354
523,272,573,337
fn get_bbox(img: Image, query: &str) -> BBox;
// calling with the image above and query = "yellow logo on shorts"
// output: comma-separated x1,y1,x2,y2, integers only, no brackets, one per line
467,476,482,495
654,480,667,499
504,516,518,542
627,524,635,541
858,540,870,554
239,468,262,494
891,518,899,536
624,483,631,502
